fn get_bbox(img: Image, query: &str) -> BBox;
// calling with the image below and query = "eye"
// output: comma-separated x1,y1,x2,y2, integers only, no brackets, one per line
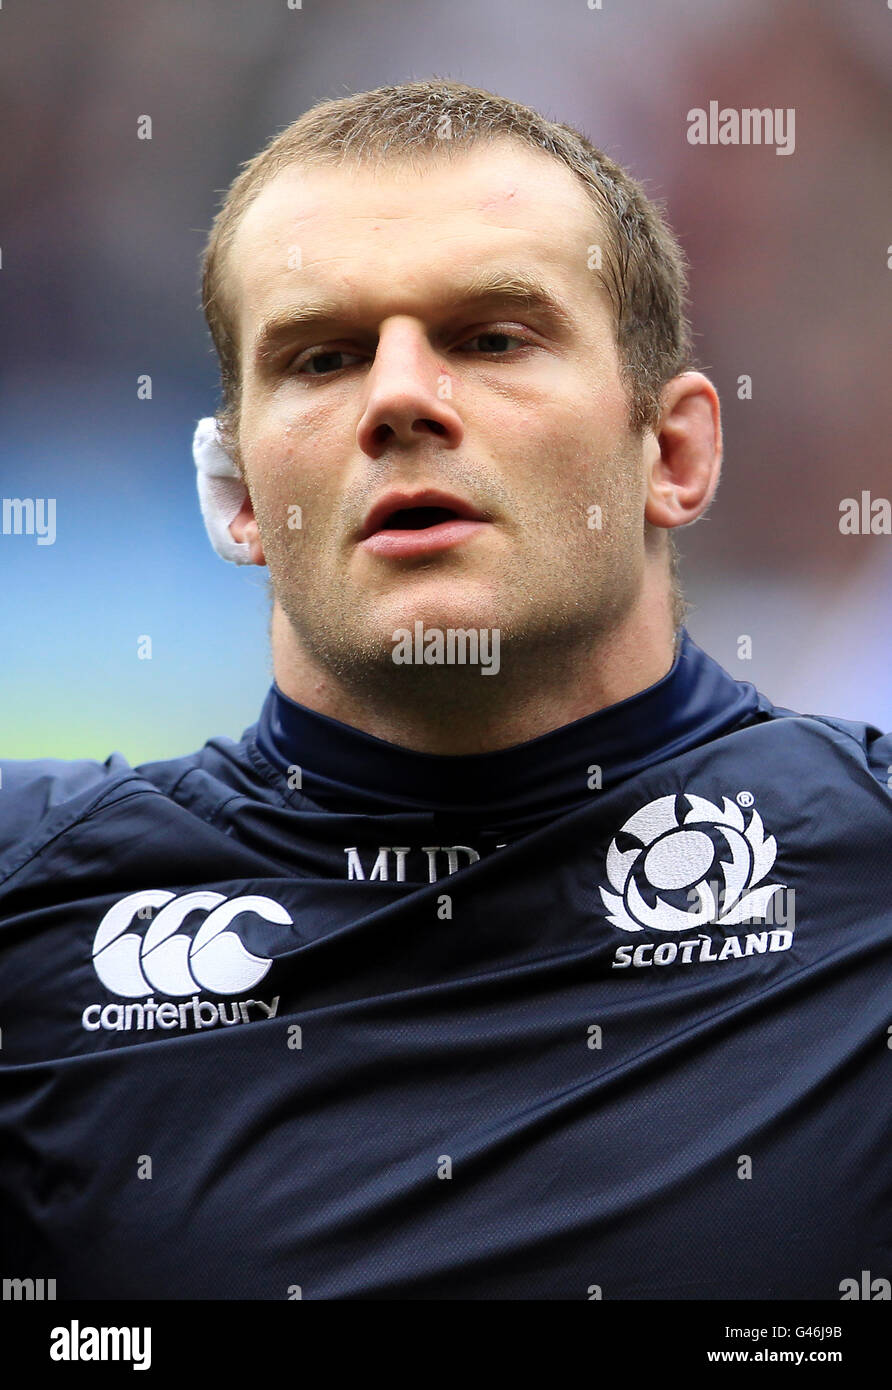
292,347,365,377
458,330,529,355
289,327,531,379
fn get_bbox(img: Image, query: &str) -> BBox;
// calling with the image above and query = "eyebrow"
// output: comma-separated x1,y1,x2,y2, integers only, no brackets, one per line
251,266,580,366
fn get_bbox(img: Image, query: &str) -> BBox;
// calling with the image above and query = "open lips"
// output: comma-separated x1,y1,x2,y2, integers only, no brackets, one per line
359,491,492,556
378,505,460,530
360,491,489,538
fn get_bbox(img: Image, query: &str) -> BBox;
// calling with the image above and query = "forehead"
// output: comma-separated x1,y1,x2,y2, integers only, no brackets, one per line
227,141,606,334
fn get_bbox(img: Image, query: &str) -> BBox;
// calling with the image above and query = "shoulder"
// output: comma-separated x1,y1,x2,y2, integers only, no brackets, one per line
810,713,892,797
0,752,137,875
751,694,892,799
0,744,211,882
0,727,273,882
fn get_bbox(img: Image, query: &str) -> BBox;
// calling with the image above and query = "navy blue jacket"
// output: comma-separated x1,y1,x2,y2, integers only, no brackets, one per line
1,631,890,1299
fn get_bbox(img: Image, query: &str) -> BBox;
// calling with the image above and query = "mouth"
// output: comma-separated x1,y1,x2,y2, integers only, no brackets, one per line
358,490,492,558
375,505,465,530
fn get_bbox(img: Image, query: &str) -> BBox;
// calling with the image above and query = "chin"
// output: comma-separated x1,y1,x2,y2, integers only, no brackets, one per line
375,581,502,630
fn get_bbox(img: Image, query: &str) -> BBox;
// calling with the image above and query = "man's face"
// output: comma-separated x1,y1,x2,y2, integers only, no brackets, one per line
228,140,650,686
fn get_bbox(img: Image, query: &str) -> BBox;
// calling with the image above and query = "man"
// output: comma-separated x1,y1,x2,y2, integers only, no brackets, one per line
1,79,889,1301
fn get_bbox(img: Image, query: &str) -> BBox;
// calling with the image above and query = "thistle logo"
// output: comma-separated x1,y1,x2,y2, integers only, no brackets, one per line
83,890,292,1033
600,792,793,970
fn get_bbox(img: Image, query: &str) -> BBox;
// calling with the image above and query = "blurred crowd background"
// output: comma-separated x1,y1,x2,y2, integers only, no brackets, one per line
1,0,890,762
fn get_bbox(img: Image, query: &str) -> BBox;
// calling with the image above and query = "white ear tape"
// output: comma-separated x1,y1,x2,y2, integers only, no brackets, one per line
192,417,253,565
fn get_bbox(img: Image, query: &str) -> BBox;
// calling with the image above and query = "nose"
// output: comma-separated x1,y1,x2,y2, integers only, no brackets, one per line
356,317,464,459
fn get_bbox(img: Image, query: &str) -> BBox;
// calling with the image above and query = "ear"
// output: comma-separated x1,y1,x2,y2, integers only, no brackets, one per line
228,489,267,566
644,372,722,531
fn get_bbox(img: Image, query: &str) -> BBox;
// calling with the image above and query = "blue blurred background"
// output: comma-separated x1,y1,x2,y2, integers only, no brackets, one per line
1,0,890,763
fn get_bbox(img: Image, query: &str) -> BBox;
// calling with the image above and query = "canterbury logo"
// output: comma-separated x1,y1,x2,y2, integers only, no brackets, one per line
92,890,292,998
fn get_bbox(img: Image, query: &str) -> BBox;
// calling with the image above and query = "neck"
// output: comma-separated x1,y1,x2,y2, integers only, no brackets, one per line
271,574,676,756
